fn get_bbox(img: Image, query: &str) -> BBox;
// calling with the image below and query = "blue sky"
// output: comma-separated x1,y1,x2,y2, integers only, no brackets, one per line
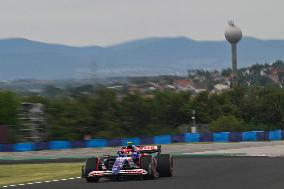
0,0,283,46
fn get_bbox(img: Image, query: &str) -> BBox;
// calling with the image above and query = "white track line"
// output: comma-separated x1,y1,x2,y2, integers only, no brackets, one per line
1,177,81,188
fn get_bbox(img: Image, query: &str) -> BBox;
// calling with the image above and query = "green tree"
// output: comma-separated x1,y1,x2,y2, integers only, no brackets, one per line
0,91,20,142
46,99,92,140
118,93,151,136
0,91,19,125
149,91,190,134
209,115,243,132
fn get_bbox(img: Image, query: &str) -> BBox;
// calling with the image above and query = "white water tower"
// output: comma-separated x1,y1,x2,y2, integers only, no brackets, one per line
225,21,242,87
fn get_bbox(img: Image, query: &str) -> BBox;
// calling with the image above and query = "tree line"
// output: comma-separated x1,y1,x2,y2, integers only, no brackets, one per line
1,85,284,142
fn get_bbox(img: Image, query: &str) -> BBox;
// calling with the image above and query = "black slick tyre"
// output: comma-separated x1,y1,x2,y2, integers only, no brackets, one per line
140,156,156,180
84,157,100,182
157,154,173,177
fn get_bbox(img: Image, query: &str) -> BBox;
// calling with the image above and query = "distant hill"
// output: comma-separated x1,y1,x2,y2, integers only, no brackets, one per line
0,37,283,79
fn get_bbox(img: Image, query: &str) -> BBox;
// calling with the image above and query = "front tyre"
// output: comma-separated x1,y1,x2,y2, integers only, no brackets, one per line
84,157,100,182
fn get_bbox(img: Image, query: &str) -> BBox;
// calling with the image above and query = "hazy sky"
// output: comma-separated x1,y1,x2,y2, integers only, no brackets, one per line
0,0,283,46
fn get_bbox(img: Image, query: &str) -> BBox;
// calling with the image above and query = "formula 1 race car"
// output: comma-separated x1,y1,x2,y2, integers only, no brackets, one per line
81,142,173,182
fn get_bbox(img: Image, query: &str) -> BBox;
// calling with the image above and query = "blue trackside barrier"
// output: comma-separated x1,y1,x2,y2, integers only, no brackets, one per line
70,141,86,148
2,144,14,152
108,138,121,147
265,131,270,140
280,130,284,140
49,141,71,150
140,136,154,145
172,134,185,143
229,132,242,142
269,130,282,141
242,131,257,141
184,133,200,142
86,139,107,148
256,131,268,141
3,129,284,152
14,142,35,152
121,138,141,146
154,135,172,144
35,142,49,151
213,132,229,142
200,133,213,142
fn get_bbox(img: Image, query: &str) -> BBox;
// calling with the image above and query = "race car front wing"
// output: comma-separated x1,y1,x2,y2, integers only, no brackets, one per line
88,169,148,177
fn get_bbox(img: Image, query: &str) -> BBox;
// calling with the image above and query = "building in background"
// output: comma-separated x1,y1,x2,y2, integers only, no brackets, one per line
18,103,46,142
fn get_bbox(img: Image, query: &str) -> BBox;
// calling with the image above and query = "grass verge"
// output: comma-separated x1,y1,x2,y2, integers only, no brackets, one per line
0,162,82,186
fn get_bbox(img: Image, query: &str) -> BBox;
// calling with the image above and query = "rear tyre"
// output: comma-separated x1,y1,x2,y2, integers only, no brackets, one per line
157,154,173,177
140,156,156,180
84,157,100,182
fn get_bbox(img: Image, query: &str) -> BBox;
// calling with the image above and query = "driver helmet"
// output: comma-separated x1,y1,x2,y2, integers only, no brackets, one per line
126,141,136,150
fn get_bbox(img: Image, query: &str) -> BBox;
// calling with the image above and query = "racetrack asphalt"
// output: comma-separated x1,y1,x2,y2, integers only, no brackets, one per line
5,156,284,189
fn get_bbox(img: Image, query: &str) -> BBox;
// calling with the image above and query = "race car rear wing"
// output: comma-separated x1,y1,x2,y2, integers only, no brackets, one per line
136,145,161,154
